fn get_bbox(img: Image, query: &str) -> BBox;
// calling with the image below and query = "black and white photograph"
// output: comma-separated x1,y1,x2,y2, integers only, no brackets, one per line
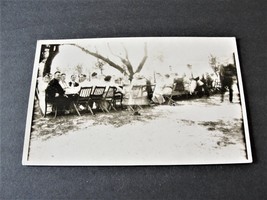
22,37,252,165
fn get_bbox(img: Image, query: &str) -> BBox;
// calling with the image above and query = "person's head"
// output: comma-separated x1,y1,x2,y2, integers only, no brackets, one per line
78,74,83,82
61,73,66,81
54,71,61,80
165,74,170,78
43,73,51,82
91,72,97,79
133,73,143,80
104,75,112,82
79,74,86,82
43,47,50,59
71,74,76,82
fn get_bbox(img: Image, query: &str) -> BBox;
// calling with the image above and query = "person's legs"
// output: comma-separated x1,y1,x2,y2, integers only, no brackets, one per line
203,84,210,97
220,82,226,102
228,84,233,103
57,96,71,113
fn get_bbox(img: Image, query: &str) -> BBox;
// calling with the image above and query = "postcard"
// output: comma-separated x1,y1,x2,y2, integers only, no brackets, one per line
22,37,252,165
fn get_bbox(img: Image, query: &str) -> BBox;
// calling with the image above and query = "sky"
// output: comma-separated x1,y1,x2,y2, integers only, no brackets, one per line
49,37,238,79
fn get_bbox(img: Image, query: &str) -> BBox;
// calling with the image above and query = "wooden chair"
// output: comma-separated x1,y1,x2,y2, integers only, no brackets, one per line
73,87,94,116
127,85,148,111
44,88,72,118
164,79,187,105
44,92,58,118
90,86,106,112
102,86,117,112
114,86,123,109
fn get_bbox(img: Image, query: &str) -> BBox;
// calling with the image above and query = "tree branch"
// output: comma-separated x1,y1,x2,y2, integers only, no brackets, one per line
70,43,125,74
122,44,129,61
107,43,134,75
135,42,148,73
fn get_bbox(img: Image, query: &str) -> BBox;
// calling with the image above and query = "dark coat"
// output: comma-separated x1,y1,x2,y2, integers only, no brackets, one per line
46,78,65,100
69,81,79,87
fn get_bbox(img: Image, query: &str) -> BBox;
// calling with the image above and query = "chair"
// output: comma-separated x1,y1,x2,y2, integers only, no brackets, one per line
90,86,106,112
114,86,123,109
164,78,187,105
213,79,221,92
44,87,71,118
102,86,117,112
147,84,155,101
73,87,94,116
127,85,148,111
44,92,58,118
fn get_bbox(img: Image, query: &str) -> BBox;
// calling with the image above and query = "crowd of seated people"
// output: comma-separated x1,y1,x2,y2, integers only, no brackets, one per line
36,69,219,116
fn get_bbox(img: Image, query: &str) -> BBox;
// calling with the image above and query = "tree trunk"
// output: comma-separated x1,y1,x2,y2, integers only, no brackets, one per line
43,45,59,76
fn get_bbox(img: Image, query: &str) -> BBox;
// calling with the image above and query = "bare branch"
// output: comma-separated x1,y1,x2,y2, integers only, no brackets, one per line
135,42,148,73
70,43,125,74
107,43,134,75
122,44,129,60
107,43,124,60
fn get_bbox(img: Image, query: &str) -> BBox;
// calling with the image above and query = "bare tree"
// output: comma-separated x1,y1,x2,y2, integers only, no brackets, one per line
209,54,220,76
70,43,148,81
95,60,106,75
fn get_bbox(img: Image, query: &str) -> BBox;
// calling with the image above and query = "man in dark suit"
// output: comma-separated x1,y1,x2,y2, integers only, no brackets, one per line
46,71,70,113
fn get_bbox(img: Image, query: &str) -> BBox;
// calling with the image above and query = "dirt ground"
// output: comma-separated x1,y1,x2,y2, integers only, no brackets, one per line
27,92,249,165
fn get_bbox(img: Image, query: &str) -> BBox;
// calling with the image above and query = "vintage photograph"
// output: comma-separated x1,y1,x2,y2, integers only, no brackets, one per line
22,37,252,165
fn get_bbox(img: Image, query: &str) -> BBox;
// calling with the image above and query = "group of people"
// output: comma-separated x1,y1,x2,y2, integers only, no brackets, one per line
37,71,124,115
36,63,237,116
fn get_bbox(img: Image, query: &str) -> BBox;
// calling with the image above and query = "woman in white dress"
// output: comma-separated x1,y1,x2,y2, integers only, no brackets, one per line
37,73,51,115
152,73,166,104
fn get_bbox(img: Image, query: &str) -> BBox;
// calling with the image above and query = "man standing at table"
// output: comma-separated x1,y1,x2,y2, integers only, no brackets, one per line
46,71,70,114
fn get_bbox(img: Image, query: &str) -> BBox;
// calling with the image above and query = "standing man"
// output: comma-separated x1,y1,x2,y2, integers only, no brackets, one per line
219,64,236,103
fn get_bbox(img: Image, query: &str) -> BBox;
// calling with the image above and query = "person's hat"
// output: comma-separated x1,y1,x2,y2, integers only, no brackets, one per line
92,72,97,77
104,75,111,82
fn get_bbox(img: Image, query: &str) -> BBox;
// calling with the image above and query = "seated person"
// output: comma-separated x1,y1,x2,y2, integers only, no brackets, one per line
95,75,124,111
59,73,69,90
152,73,165,104
124,73,149,115
66,74,80,95
103,75,124,93
46,71,71,114
145,77,153,101
89,72,103,89
69,74,79,87
79,74,91,87
162,74,173,95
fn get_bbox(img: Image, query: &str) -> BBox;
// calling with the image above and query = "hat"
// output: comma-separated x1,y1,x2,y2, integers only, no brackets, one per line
104,75,111,82
92,72,97,77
